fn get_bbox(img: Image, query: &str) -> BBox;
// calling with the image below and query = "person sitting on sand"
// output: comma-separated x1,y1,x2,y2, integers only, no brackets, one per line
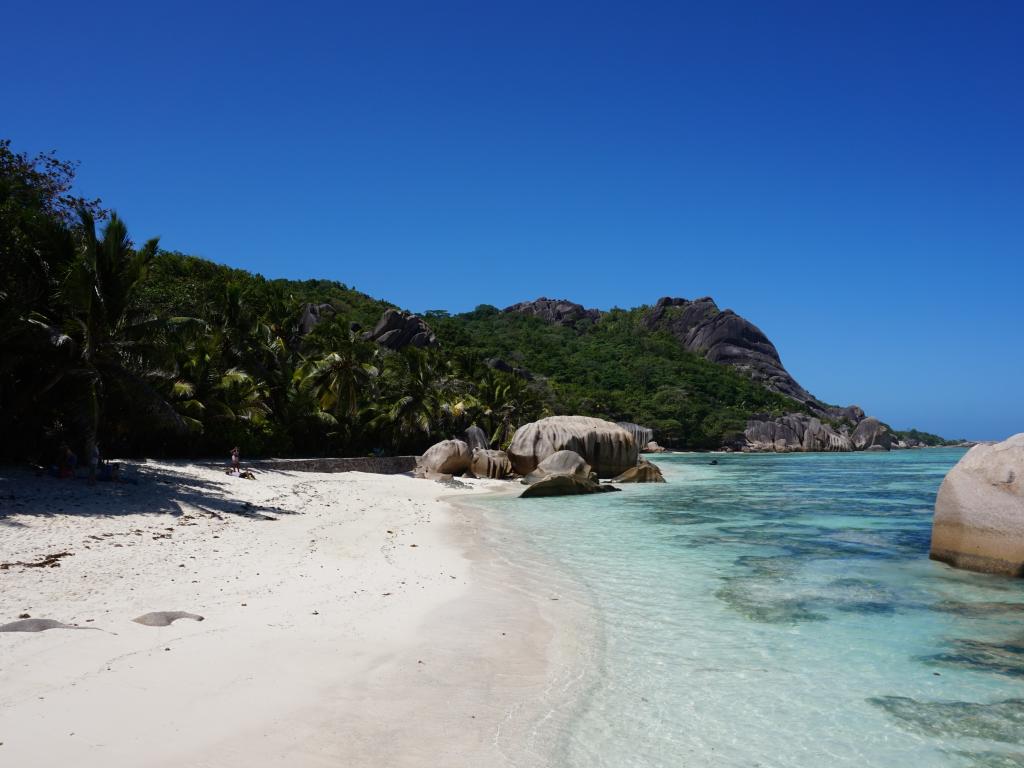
230,446,241,471
57,445,77,479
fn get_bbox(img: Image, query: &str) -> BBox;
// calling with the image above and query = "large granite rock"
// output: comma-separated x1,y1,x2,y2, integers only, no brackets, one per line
520,474,620,498
644,296,815,404
464,425,489,452
744,414,852,452
468,449,513,479
522,450,594,485
930,434,1024,576
617,422,654,448
297,303,336,335
364,309,437,350
507,416,639,478
612,458,666,483
504,297,601,328
415,439,471,477
852,417,892,451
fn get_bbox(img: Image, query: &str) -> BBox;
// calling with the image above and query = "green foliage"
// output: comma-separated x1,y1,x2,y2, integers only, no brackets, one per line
0,139,949,460
429,307,801,448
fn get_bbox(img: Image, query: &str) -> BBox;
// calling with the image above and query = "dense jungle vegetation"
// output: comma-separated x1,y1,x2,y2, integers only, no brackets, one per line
0,141,944,462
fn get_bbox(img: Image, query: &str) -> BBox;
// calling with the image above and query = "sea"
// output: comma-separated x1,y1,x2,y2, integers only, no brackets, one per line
482,448,1024,768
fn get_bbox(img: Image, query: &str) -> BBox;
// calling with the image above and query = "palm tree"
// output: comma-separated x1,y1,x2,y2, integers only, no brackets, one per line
371,348,460,450
298,326,378,448
55,210,186,454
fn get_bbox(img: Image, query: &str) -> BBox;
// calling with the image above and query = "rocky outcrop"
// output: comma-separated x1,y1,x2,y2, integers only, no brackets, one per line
612,458,666,483
617,422,654,448
415,439,471,477
468,449,513,479
520,474,620,498
743,414,852,452
297,303,336,335
930,434,1024,576
852,417,892,451
364,309,437,350
504,297,601,328
644,441,667,453
464,425,489,452
507,416,638,478
522,450,594,485
644,296,815,404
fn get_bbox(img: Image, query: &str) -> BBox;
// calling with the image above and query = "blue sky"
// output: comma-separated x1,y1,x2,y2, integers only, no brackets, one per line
4,1,1021,440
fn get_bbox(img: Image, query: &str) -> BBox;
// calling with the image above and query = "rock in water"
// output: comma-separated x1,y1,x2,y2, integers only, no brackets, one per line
415,440,471,477
617,422,655,448
364,309,437,350
521,450,594,485
612,458,666,483
507,416,638,478
930,434,1024,576
520,475,621,498
468,449,513,479
744,414,852,452
852,417,892,451
464,425,489,452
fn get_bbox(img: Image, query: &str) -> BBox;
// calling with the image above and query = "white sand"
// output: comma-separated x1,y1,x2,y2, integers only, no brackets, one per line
0,462,588,767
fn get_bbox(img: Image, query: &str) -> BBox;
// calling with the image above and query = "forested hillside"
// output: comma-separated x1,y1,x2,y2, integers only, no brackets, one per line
0,141,948,462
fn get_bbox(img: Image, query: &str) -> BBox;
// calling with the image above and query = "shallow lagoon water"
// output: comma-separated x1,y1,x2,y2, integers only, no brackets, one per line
487,448,1024,767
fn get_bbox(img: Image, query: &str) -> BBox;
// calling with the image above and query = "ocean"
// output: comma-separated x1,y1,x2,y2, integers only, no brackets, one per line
484,448,1024,768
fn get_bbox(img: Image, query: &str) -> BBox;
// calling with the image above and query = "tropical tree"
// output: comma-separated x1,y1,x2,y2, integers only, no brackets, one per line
298,324,379,447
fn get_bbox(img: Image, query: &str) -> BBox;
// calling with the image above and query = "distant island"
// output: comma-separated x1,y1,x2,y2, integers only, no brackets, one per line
0,140,961,461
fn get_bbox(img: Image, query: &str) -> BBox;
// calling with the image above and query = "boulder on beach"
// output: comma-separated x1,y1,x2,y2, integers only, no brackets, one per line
520,474,620,498
522,450,594,485
415,439,471,477
930,434,1024,576
617,422,654,448
468,449,513,479
507,416,638,477
644,441,667,453
852,417,892,451
612,458,666,483
464,425,489,452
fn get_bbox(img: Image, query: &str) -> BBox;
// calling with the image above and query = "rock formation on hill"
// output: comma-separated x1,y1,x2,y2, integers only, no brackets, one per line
364,309,437,350
642,296,825,408
930,434,1024,576
504,297,601,328
507,416,638,478
297,302,336,335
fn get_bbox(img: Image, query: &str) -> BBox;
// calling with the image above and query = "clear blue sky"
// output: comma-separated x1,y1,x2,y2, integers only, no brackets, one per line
4,1,1021,440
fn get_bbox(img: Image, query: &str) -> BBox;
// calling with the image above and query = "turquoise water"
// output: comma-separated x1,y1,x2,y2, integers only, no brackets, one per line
487,449,1024,768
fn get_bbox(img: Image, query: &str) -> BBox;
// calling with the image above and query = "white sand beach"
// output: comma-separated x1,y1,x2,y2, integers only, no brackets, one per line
0,463,586,767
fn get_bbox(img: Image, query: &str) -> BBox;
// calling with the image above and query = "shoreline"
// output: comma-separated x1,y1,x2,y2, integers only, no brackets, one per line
0,462,591,767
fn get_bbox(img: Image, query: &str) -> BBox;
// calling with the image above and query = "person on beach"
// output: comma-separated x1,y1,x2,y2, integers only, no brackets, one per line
231,446,240,470
88,443,100,485
56,444,77,479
